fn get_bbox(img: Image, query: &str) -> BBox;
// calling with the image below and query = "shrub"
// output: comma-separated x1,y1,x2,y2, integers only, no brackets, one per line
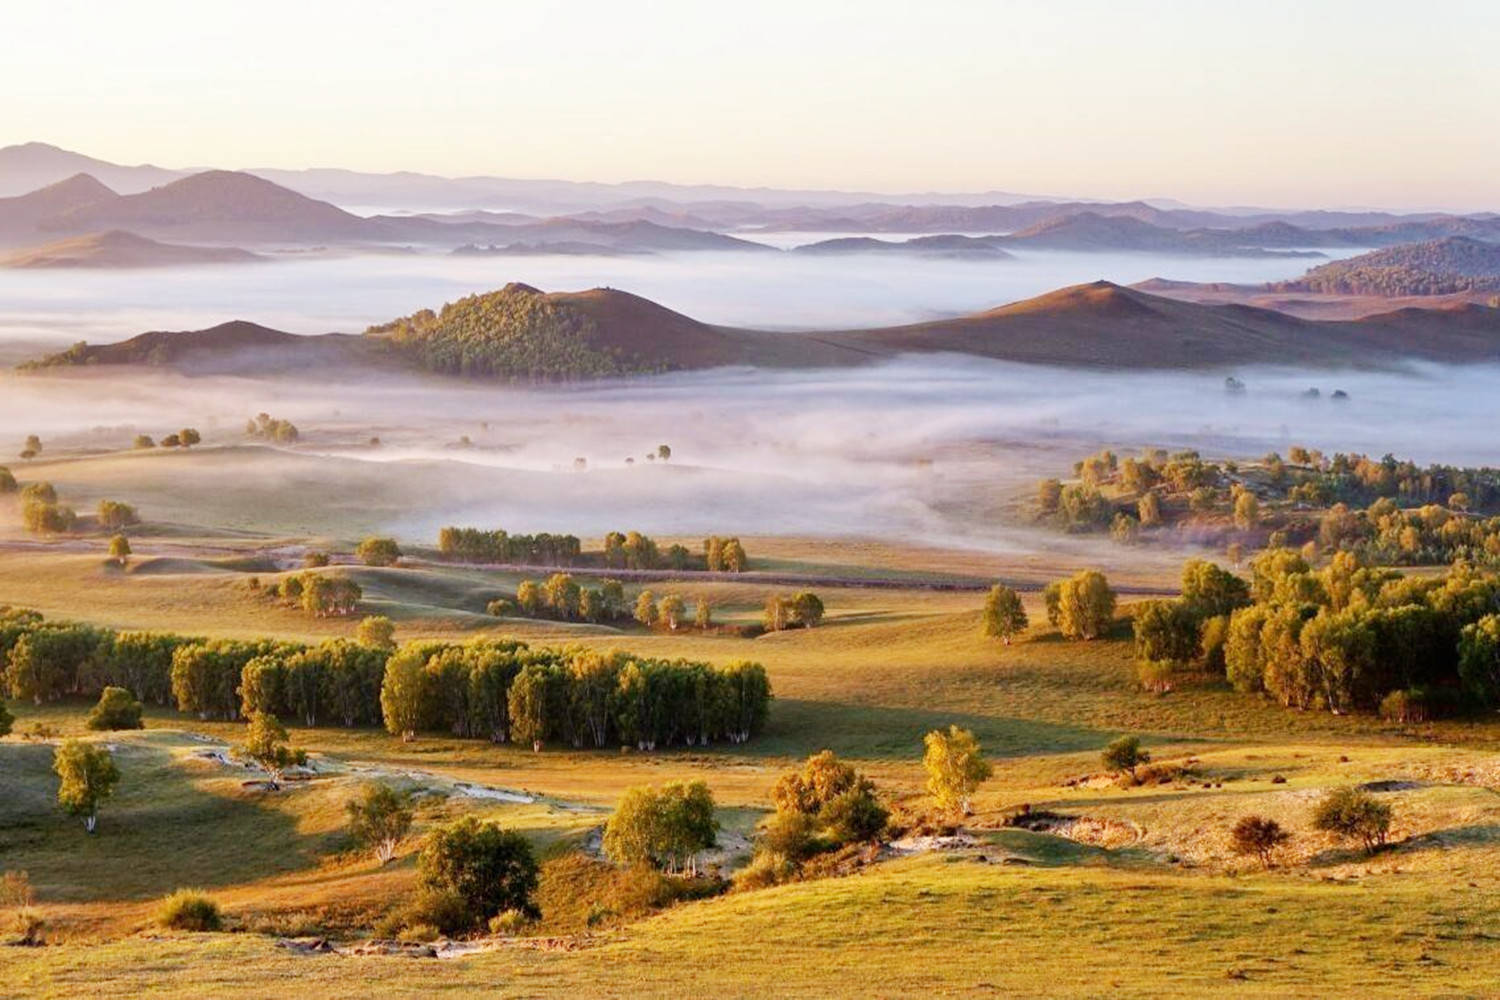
419,818,539,930
155,890,222,932
1312,787,1392,854
85,686,144,731
488,909,533,936
1101,735,1150,777
356,536,402,567
1229,815,1291,868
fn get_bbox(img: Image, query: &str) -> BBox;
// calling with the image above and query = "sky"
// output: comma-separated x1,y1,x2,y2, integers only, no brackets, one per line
4,0,1499,210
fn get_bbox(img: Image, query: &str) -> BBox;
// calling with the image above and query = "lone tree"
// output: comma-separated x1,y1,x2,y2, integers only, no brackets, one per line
86,686,143,731
1230,815,1291,869
240,711,306,790
346,784,414,864
981,584,1028,644
634,589,659,627
1312,787,1392,854
658,593,686,630
178,428,201,447
603,781,718,875
419,818,539,928
53,740,120,833
356,536,402,567
1101,735,1150,779
922,725,993,816
108,534,131,567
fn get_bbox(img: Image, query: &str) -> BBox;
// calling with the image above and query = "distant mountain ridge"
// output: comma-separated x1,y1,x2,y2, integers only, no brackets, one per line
0,229,260,268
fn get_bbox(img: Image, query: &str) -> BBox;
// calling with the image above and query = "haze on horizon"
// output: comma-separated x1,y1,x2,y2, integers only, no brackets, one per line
5,0,1498,212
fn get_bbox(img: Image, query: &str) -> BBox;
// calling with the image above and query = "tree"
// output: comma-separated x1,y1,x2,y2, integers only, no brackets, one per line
96,500,139,530
693,599,713,630
1131,599,1201,690
658,593,685,629
1179,559,1250,618
346,784,413,863
356,615,396,650
657,444,671,461
159,433,181,448
922,725,993,816
542,572,580,619
380,648,429,741
108,534,131,567
1233,490,1260,529
1054,570,1116,640
1312,787,1392,854
790,592,825,628
23,435,42,456
132,434,155,449
508,664,560,751
516,579,543,615
768,751,887,849
240,711,305,790
603,781,718,874
1037,478,1062,513
1138,491,1162,527
981,585,1028,644
356,536,402,567
1230,815,1291,869
634,589,659,627
1101,735,1149,778
86,686,143,731
178,428,201,447
0,467,15,493
419,818,539,927
1458,615,1500,706
0,698,11,738
54,740,119,833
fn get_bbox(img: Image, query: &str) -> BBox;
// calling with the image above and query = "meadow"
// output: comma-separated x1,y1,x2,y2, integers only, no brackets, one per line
4,427,1500,1000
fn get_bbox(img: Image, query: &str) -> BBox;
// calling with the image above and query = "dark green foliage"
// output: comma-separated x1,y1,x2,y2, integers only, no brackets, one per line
366,283,648,379
1312,787,1393,853
419,818,540,929
85,686,143,730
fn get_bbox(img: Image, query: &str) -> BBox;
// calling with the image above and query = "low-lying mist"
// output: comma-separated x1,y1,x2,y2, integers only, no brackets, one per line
0,243,1354,356
5,356,1496,554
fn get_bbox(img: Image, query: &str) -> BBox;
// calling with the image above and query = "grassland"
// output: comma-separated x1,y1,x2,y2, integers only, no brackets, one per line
4,449,1500,998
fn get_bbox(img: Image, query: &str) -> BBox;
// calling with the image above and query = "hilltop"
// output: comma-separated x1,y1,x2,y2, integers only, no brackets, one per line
0,229,260,269
21,320,375,374
1273,236,1500,296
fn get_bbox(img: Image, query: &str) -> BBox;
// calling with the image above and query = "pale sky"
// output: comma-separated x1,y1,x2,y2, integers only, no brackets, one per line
4,0,1498,210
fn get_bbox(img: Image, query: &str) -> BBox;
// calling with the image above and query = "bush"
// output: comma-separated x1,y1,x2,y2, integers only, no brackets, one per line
356,536,402,567
1312,787,1392,853
418,818,539,930
487,909,533,936
154,890,222,932
85,686,144,730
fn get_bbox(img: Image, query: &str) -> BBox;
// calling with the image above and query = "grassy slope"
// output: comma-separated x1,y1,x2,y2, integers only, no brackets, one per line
5,496,1500,995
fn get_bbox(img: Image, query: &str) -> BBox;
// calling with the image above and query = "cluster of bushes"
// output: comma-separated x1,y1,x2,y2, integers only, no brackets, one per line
260,571,364,617
1134,549,1500,715
737,751,888,888
380,641,771,750
130,428,201,450
245,412,300,443
19,482,76,535
437,527,583,565
762,592,824,631
365,283,650,380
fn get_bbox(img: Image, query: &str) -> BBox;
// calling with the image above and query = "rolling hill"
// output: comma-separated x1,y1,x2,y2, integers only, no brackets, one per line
998,212,1325,257
20,281,1500,379
1273,236,1500,296
0,229,260,269
793,235,1013,259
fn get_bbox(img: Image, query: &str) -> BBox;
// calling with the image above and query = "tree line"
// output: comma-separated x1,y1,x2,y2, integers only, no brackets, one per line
0,607,771,750
1131,551,1500,717
437,526,749,572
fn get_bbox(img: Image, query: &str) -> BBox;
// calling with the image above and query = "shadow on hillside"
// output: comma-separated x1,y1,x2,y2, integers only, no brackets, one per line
0,740,343,904
755,698,1114,760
